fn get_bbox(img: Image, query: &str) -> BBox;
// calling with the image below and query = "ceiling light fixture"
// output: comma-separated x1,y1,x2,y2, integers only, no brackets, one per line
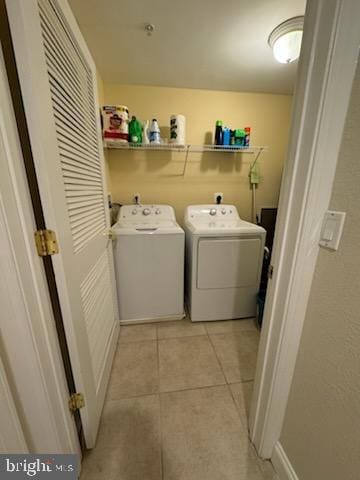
268,16,304,64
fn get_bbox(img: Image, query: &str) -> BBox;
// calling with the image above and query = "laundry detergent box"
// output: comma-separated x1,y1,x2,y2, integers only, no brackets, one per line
102,105,129,142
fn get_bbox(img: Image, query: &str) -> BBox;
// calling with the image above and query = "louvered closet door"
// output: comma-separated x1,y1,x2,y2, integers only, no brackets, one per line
7,0,119,448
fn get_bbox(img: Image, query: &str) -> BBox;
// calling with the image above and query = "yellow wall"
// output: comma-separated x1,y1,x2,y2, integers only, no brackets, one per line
96,68,105,105
103,84,292,223
96,69,112,191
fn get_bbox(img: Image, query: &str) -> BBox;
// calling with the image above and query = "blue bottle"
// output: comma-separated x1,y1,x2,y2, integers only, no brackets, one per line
222,127,230,146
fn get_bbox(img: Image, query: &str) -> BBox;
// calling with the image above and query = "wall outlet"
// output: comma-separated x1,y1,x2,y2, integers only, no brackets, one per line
133,193,141,205
214,192,224,204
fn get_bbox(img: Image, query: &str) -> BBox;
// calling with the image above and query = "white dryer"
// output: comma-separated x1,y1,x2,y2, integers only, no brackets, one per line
184,205,266,322
113,205,185,324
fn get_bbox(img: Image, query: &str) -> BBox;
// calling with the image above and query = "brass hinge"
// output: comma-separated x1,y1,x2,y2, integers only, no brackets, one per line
103,228,116,240
34,229,59,256
68,393,85,413
268,265,274,279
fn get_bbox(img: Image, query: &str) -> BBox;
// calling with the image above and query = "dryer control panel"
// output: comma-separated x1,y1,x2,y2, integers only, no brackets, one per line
119,204,177,222
185,205,240,221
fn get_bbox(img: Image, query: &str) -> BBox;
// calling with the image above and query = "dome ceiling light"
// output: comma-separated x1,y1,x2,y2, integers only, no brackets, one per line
268,16,304,64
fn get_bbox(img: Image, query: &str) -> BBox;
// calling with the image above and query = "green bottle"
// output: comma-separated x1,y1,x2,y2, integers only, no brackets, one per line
129,116,143,144
234,129,245,146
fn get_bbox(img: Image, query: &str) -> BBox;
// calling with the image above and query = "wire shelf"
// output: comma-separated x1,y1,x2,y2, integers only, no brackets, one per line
104,141,267,154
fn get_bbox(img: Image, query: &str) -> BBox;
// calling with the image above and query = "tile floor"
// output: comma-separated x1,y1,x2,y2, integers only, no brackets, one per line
81,317,277,480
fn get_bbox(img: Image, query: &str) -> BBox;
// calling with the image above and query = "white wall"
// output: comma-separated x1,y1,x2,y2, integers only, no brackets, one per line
278,57,360,480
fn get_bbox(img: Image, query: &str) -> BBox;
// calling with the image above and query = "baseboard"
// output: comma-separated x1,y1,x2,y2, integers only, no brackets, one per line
119,312,185,325
271,442,299,480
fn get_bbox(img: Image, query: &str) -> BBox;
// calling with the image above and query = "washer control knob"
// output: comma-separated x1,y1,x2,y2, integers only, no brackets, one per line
132,209,137,215
143,208,151,216
221,208,226,215
209,208,217,216
155,209,161,215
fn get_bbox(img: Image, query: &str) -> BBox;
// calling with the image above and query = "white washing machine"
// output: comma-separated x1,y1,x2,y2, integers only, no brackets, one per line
184,205,266,322
113,204,185,324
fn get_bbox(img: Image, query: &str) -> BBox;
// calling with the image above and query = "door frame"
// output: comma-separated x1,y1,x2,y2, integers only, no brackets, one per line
250,0,360,460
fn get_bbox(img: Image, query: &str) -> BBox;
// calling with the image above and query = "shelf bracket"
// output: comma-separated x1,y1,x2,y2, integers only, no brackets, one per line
182,145,190,176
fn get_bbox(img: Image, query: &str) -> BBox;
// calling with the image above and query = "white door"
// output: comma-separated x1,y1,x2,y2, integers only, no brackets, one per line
0,356,28,453
6,0,119,448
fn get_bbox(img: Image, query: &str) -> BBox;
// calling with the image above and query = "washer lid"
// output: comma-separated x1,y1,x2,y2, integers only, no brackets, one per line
112,220,184,235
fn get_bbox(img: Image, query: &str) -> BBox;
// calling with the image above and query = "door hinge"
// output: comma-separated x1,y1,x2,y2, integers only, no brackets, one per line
103,228,116,240
68,393,85,413
34,229,59,256
268,265,274,279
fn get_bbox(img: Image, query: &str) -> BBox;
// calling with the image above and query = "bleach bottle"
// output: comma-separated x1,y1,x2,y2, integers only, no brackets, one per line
149,119,161,144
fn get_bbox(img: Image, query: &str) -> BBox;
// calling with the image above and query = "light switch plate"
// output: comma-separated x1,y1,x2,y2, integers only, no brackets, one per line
319,210,346,250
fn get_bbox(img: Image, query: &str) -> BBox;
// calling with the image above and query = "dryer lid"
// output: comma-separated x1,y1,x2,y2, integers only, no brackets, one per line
184,205,265,235
186,219,266,235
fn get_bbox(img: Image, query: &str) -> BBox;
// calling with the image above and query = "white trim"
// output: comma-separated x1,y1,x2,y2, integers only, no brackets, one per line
271,442,298,480
0,46,79,453
249,0,360,458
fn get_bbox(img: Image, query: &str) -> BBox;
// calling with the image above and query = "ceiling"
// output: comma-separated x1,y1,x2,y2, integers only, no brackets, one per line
69,0,306,94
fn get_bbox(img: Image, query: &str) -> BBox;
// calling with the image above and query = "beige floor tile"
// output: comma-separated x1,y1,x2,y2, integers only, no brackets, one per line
248,444,278,480
158,336,225,392
205,318,258,335
157,317,206,339
230,381,253,429
106,341,158,399
81,395,161,480
210,332,259,383
256,457,278,480
118,323,157,343
161,386,264,480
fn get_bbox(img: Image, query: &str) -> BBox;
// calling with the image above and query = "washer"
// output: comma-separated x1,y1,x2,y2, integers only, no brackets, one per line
184,204,266,322
113,204,185,324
